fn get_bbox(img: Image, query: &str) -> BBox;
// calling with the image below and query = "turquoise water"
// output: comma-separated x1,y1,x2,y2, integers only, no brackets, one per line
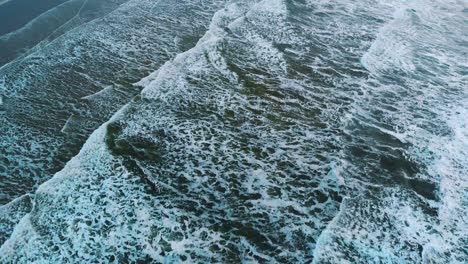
0,0,467,262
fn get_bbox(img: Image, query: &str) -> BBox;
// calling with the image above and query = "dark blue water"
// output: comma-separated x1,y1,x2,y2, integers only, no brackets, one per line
0,0,68,36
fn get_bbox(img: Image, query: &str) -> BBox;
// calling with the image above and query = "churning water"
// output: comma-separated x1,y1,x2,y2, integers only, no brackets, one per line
0,0,467,262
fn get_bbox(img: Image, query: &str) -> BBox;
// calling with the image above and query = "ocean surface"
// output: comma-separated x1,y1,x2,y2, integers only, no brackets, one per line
0,0,467,262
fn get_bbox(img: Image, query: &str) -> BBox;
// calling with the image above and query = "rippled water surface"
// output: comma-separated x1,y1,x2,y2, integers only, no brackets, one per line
0,0,467,262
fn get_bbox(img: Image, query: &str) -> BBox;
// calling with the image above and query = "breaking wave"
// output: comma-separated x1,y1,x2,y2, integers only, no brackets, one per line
0,0,466,262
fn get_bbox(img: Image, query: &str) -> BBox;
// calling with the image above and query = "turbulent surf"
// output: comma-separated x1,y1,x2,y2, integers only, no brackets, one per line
0,0,466,263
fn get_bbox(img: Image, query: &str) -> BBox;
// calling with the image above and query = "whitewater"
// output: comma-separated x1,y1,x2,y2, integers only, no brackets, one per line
0,0,466,262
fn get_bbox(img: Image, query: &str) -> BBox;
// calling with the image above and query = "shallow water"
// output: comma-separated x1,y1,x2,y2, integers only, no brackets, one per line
0,0,467,262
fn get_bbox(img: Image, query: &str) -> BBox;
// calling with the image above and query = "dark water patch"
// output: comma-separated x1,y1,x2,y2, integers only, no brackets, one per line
105,121,163,194
0,0,130,67
0,0,68,36
106,121,165,161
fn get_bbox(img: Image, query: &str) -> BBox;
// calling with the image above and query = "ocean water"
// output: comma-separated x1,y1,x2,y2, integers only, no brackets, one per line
0,0,69,36
0,0,226,205
0,0,467,262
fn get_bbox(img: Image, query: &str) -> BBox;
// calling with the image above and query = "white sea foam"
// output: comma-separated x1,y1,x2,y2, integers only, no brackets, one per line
1,0,466,262
361,7,417,75
0,0,228,206
1,0,342,261
313,0,468,262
